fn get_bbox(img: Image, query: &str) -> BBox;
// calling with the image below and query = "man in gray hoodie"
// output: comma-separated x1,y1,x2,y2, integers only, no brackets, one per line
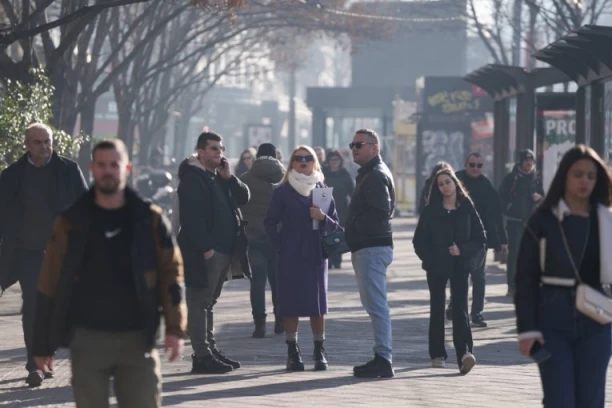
240,143,286,338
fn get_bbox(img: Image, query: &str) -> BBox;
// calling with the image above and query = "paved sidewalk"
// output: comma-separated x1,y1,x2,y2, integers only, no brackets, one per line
1,217,611,407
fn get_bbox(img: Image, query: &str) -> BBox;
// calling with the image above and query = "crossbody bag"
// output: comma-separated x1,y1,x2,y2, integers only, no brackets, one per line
558,217,612,325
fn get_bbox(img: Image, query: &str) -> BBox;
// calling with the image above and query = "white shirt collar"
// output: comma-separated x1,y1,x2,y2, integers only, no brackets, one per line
27,154,52,167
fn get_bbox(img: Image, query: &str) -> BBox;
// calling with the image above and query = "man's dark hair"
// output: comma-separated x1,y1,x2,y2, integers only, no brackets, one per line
196,131,222,150
355,128,380,145
92,138,129,162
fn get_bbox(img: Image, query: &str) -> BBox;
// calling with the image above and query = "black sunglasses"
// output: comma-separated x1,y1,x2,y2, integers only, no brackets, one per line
349,142,376,149
209,145,226,152
468,163,483,168
294,154,315,162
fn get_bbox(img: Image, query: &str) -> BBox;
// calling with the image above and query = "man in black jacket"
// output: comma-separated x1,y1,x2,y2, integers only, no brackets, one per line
0,123,88,387
240,143,285,338
346,129,396,379
498,149,543,296
32,139,186,406
446,153,508,327
176,131,251,374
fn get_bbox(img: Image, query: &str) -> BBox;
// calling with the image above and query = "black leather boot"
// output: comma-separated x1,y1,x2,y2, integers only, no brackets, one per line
286,340,305,371
252,317,266,338
313,340,328,371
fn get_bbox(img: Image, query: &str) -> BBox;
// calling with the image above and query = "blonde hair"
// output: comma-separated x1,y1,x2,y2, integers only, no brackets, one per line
280,145,324,184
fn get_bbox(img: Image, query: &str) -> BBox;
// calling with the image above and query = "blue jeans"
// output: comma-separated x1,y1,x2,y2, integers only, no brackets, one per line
351,246,394,362
249,240,277,319
537,286,611,408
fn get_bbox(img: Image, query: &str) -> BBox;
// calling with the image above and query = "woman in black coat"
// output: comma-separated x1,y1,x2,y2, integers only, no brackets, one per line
413,168,486,374
515,145,612,408
323,149,355,269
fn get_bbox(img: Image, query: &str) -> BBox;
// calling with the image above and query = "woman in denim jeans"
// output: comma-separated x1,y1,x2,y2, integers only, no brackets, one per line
515,145,612,408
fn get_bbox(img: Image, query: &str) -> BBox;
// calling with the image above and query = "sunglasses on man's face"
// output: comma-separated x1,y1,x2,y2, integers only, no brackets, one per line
468,163,483,169
294,155,315,162
209,145,225,152
349,142,376,150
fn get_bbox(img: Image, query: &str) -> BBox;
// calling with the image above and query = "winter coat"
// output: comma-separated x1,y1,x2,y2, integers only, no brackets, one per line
456,169,507,249
239,156,285,240
498,165,544,222
345,156,396,252
176,155,251,288
264,182,339,317
0,152,88,291
413,197,487,277
322,167,354,225
32,187,186,356
418,177,434,215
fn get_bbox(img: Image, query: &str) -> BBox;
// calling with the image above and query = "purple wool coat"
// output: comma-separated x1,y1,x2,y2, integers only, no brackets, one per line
264,182,340,317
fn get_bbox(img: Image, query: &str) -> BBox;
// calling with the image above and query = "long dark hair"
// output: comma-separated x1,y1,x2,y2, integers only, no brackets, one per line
427,168,473,207
540,144,612,210
427,161,452,183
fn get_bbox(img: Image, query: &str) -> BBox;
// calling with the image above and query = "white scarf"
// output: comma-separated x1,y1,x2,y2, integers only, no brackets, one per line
287,169,323,197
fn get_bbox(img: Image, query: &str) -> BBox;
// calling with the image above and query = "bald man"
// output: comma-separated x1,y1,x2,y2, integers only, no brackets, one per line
0,123,88,387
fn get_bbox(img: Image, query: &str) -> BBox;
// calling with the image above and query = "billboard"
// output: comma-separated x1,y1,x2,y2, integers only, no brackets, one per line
540,110,576,192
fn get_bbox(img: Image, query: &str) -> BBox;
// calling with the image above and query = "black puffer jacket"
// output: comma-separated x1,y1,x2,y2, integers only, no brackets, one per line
413,197,486,276
345,156,395,252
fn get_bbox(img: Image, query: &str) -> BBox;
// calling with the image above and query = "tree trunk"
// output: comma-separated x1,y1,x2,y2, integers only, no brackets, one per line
78,102,96,173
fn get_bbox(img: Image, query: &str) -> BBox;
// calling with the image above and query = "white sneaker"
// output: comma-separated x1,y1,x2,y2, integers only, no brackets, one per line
431,357,446,368
460,352,476,375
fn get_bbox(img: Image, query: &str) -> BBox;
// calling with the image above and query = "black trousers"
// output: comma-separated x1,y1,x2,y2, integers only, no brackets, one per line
249,240,278,320
17,249,45,373
427,267,473,367
447,258,486,316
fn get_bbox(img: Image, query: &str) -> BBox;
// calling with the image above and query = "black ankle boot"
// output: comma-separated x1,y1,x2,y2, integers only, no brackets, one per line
313,340,328,371
252,317,266,338
286,340,305,371
353,353,394,378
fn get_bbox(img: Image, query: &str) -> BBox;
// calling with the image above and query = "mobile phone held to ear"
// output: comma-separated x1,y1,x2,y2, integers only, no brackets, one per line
530,341,551,364
219,158,228,169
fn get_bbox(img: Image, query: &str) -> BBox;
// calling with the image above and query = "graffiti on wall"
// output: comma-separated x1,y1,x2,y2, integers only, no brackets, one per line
421,129,465,180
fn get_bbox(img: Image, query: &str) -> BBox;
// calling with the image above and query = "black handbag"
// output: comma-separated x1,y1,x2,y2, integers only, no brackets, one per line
322,228,350,257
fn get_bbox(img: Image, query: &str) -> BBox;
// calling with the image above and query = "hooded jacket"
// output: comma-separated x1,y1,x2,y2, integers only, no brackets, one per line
175,154,250,288
239,156,285,239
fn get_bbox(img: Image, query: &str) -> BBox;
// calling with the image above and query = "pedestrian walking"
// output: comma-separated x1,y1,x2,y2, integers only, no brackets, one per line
346,129,396,378
446,152,508,327
176,131,251,374
0,123,88,387
418,161,452,215
323,149,355,269
31,139,186,408
515,145,612,408
240,143,286,338
413,168,485,374
499,149,544,296
264,145,339,372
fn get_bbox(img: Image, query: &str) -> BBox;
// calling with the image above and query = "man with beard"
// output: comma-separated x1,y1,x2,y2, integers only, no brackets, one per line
0,123,88,387
31,139,186,407
498,149,543,296
176,131,251,374
445,152,508,327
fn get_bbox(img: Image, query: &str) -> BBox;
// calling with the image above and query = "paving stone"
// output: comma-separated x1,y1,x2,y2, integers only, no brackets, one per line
1,217,611,407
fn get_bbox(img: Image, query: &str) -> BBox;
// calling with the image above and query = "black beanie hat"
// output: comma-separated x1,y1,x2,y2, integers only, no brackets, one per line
518,149,535,163
257,143,277,158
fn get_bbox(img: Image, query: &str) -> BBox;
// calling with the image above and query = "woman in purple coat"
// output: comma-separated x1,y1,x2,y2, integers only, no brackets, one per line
265,145,340,372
